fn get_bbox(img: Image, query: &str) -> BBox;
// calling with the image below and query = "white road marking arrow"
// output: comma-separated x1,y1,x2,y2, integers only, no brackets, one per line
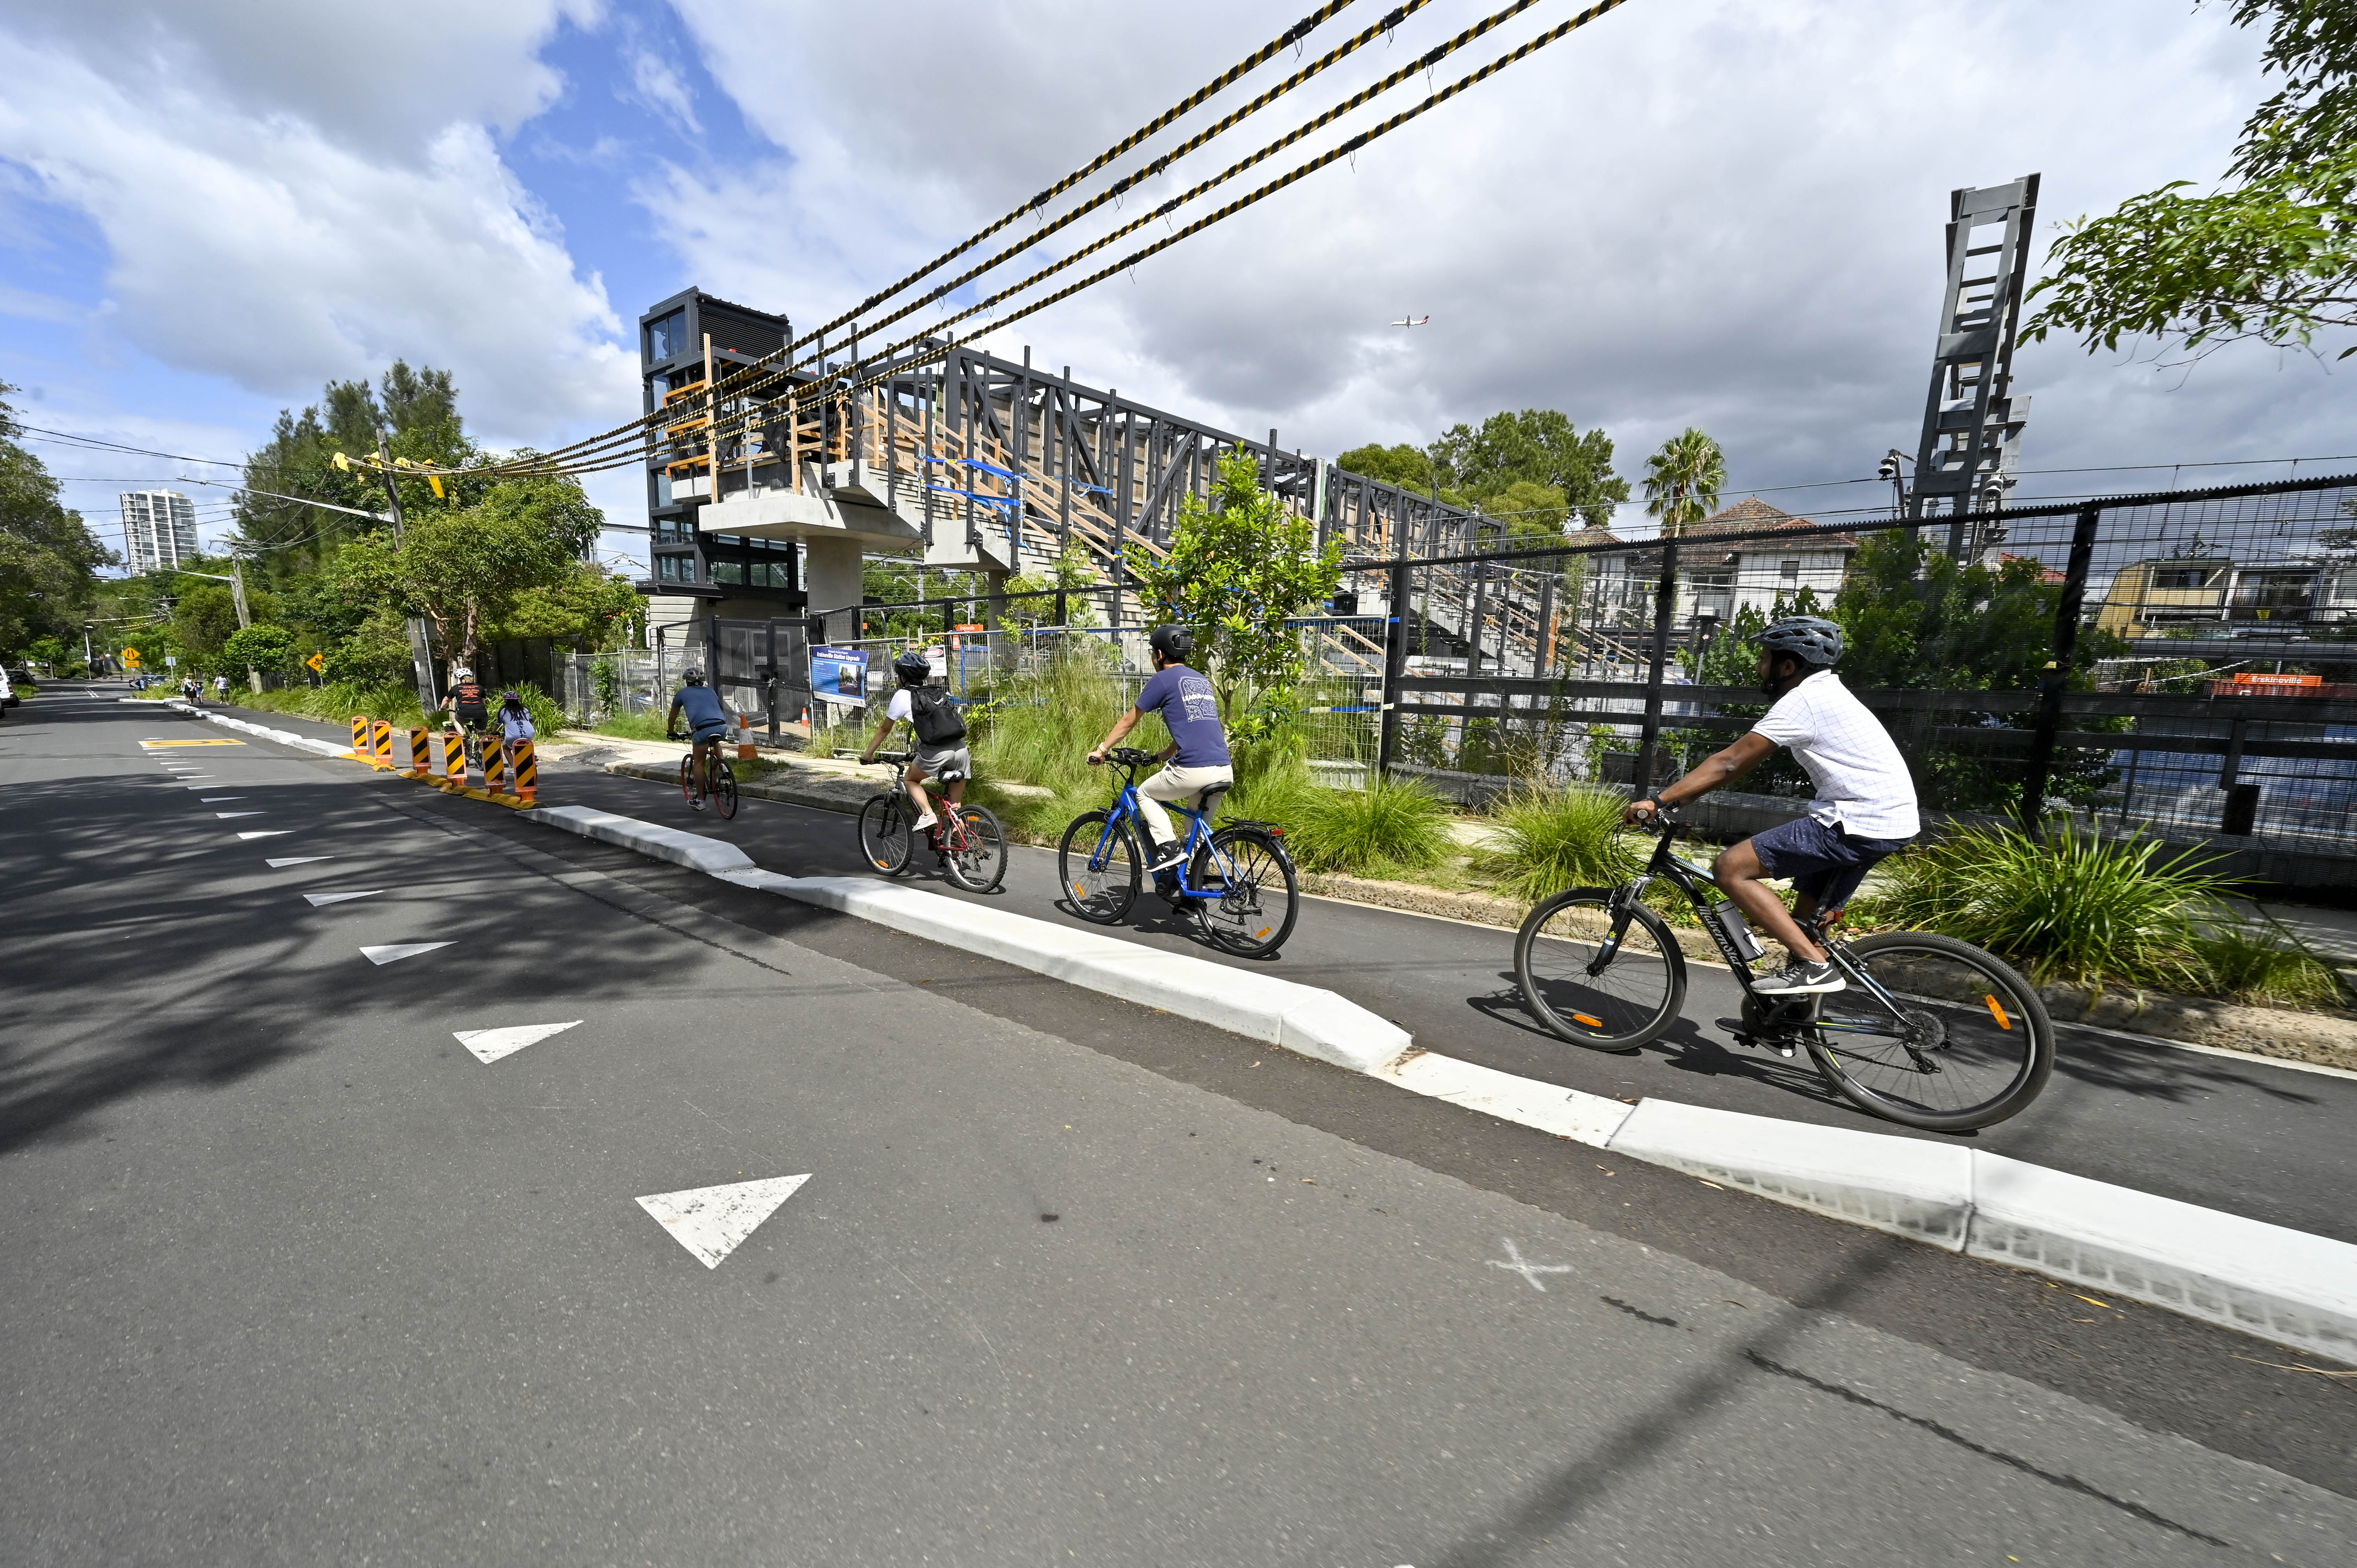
360,942,452,966
236,831,291,840
452,1020,581,1065
636,1176,810,1268
215,811,264,819
265,856,333,867
199,796,243,802
305,890,383,908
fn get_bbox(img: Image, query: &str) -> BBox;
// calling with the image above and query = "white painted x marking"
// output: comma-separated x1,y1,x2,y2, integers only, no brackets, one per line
1487,1237,1574,1293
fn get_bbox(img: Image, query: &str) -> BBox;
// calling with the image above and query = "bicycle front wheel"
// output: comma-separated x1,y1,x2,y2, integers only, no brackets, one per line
1194,827,1299,957
1515,889,1685,1051
1809,932,2055,1132
677,755,696,806
940,804,1007,893
1058,810,1138,923
711,760,739,820
858,794,912,874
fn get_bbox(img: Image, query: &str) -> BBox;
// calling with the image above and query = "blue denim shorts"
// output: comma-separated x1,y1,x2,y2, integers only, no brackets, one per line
1746,816,1912,911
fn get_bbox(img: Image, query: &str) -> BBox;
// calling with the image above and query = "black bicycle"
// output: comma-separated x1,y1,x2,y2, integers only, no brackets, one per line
671,729,739,819
1514,812,2054,1131
844,750,1007,894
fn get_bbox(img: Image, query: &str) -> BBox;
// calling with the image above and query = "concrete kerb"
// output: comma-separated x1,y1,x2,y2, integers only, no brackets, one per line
513,798,2357,1363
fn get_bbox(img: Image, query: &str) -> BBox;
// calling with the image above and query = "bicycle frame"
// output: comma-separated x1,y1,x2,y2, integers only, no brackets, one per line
1089,767,1242,901
1621,820,1919,1045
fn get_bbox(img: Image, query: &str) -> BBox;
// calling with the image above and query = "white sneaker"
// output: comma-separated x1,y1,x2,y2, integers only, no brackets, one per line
910,812,938,833
1143,843,1188,873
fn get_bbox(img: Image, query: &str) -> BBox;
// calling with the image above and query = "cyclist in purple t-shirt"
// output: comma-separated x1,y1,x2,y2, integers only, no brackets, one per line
1088,626,1232,871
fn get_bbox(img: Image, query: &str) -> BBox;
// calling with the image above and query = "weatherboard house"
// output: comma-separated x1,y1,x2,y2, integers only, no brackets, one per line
1580,498,1859,630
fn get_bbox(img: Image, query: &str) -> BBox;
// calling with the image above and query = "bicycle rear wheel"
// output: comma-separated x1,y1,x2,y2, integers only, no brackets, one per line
858,794,912,874
1514,889,1685,1051
1808,932,2054,1131
677,755,696,807
940,804,1007,893
711,759,739,820
1193,827,1299,957
1058,810,1138,923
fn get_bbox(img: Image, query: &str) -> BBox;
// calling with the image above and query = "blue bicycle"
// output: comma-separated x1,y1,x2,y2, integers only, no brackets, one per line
1058,747,1300,958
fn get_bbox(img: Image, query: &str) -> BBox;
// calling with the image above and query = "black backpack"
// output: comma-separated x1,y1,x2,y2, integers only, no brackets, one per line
907,685,966,745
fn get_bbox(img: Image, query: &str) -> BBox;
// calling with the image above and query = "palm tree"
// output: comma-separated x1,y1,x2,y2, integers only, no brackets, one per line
1642,429,1726,536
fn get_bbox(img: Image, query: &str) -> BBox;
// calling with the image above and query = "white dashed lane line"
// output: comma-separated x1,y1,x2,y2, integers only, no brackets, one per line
359,942,451,966
453,1021,580,1064
635,1176,809,1269
302,891,382,907
266,857,332,867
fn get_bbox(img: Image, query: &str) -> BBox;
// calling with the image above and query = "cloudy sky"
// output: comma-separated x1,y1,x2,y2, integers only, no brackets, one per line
1,0,2347,567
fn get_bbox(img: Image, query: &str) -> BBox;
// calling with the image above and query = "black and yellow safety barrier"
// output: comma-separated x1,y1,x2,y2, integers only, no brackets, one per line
441,728,466,785
408,727,431,777
369,719,395,770
484,743,508,794
350,715,369,756
512,738,537,803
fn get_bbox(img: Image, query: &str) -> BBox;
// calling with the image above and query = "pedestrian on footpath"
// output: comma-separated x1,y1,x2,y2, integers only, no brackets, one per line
212,673,229,701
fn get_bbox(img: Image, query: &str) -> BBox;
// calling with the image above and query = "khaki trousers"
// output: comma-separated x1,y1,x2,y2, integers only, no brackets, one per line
1135,762,1234,852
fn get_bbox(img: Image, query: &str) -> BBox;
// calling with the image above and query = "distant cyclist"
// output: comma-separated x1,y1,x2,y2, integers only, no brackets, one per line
859,649,969,838
1625,615,1919,995
496,689,536,777
444,664,492,764
1088,625,1230,873
665,666,731,808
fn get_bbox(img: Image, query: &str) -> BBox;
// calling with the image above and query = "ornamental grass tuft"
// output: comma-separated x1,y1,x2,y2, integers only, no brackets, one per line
1852,822,2229,993
1281,775,1455,876
1470,786,1648,905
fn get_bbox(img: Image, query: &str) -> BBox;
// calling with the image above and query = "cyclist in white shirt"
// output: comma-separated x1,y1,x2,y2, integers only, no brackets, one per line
1625,615,1919,994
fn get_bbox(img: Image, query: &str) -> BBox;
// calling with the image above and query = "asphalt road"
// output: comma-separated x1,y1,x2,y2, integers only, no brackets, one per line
7,686,2354,1565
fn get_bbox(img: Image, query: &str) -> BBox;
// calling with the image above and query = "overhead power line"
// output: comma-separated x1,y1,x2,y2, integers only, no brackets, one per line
15,425,246,468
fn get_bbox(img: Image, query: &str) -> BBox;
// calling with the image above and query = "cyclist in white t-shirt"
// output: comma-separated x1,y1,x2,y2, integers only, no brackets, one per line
1625,615,1919,994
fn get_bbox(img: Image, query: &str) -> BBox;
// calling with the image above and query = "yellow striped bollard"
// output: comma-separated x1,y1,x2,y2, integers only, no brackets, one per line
512,738,537,803
483,743,508,794
440,728,467,786
370,719,395,769
407,727,430,777
350,715,369,758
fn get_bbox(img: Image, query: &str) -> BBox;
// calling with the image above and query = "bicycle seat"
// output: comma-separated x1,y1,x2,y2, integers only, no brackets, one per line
1193,782,1233,815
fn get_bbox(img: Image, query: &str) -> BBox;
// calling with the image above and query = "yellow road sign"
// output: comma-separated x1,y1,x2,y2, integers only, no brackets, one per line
122,648,142,668
306,652,326,673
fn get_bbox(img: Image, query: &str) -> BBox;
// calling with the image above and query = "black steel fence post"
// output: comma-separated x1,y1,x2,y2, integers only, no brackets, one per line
1633,541,1679,793
1377,554,1412,780
2019,501,2103,832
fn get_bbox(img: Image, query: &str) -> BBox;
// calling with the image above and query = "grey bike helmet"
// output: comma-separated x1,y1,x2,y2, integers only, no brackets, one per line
892,649,931,685
1147,625,1194,660
1754,615,1843,667
682,666,706,685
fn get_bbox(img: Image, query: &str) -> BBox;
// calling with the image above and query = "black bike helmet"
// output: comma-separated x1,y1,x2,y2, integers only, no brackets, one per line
682,666,706,685
892,649,931,685
1754,615,1843,667
1147,625,1194,660
501,689,523,705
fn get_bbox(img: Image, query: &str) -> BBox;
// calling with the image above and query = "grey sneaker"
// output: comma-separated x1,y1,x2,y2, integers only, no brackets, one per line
1143,842,1189,874
1751,957,1845,995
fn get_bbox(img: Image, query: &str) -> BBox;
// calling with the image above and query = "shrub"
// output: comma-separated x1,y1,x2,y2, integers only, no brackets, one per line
1282,775,1454,876
595,708,673,743
1852,823,2227,992
2192,925,2348,1010
1471,786,1647,904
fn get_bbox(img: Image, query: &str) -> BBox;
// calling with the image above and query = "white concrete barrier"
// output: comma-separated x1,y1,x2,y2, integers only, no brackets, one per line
529,805,757,876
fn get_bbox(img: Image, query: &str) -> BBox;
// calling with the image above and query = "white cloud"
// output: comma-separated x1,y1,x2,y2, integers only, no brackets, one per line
0,18,633,452
627,46,703,136
651,0,2352,498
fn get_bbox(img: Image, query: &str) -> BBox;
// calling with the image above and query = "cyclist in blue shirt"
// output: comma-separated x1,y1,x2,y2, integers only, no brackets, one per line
1088,625,1231,871
664,666,733,809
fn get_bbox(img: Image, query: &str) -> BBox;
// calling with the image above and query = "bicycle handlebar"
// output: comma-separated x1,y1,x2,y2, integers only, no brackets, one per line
836,747,913,765
1095,745,1159,768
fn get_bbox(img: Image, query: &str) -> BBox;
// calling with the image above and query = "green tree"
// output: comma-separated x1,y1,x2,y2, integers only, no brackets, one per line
0,382,112,656
1335,441,1437,494
1430,409,1628,529
2027,1,2357,359
329,473,603,672
222,623,297,674
1642,429,1726,536
171,582,243,664
1125,448,1343,739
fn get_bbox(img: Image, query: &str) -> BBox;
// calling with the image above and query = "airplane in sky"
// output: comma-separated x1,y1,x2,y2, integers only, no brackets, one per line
1391,314,1430,328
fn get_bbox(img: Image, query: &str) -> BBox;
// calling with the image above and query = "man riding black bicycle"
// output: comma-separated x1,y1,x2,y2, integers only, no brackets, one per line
443,664,492,764
1088,625,1231,875
1624,615,1918,996
665,666,732,809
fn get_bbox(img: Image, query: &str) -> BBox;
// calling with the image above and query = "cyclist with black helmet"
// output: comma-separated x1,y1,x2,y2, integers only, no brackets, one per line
1625,614,1918,994
859,649,970,835
665,666,733,807
1088,625,1231,872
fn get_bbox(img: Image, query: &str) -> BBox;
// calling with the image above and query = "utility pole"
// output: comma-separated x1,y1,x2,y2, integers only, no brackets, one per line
378,436,442,716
